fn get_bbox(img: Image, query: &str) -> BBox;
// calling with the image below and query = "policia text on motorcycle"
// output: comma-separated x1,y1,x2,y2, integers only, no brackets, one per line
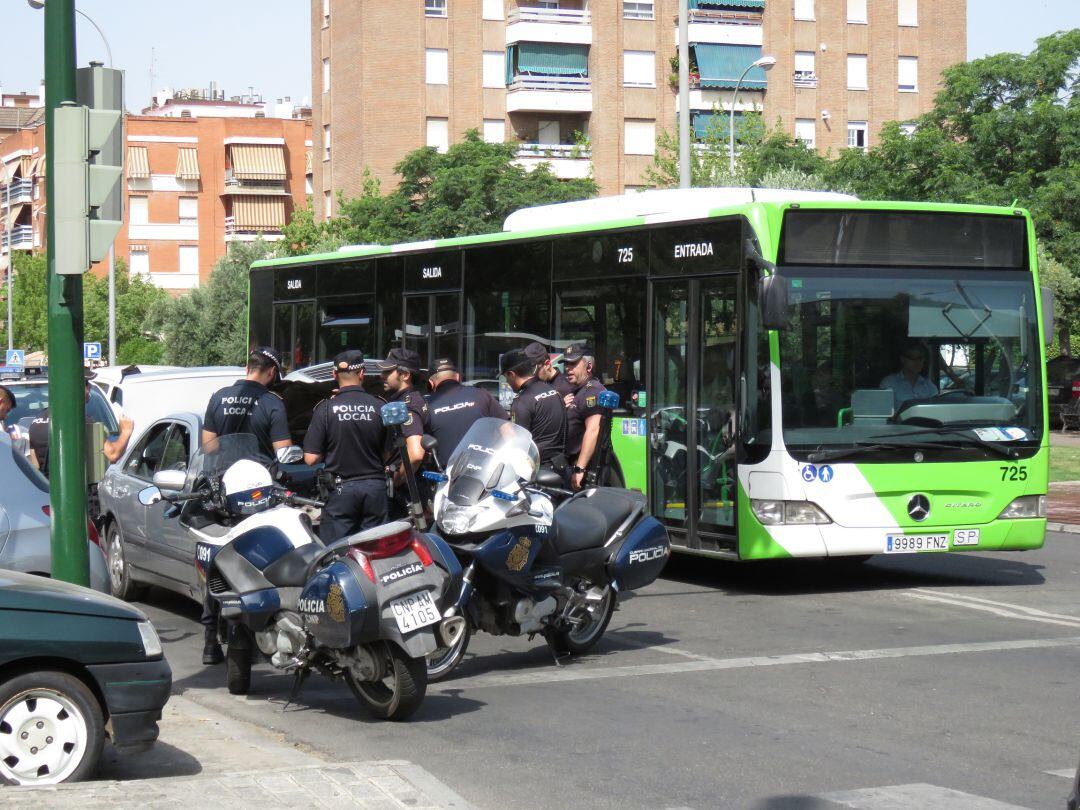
303,350,390,541
561,343,608,491
500,348,566,467
202,347,292,461
426,357,506,468
379,348,430,515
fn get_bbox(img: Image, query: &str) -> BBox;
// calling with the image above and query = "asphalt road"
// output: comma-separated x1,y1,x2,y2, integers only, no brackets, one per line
131,534,1080,809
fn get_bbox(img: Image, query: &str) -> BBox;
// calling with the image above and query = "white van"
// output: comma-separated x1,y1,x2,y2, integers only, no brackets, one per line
106,366,245,441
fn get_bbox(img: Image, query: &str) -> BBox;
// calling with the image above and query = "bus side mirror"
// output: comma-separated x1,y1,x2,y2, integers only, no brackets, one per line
1042,286,1054,346
759,274,790,331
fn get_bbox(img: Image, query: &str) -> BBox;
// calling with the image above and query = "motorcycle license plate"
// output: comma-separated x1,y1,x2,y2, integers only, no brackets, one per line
389,590,440,634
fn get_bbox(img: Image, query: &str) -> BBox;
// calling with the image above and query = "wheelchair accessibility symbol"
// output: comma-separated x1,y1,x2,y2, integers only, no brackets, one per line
801,465,817,482
801,464,835,483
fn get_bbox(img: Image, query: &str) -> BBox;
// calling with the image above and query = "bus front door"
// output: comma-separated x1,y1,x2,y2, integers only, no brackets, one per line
403,293,461,370
273,300,316,375
649,276,738,552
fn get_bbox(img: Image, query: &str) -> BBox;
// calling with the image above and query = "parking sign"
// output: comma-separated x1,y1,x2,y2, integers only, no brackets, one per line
83,342,102,361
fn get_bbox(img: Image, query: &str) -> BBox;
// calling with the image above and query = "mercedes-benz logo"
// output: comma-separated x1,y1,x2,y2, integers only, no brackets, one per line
908,494,930,522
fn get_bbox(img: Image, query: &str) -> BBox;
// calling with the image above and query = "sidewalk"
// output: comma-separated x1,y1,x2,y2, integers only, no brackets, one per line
1048,431,1080,533
0,694,473,809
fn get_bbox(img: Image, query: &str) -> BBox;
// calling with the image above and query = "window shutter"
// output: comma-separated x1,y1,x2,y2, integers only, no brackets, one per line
624,120,656,155
623,51,656,87
847,54,868,89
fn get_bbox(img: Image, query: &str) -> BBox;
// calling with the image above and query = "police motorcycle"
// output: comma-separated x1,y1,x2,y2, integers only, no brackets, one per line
152,404,465,721
421,392,671,681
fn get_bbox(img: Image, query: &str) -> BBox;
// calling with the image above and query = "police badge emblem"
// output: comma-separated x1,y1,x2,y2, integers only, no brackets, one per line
327,581,346,622
506,537,531,571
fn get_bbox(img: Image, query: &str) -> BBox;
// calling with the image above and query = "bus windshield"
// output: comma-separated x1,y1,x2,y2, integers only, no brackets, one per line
775,267,1042,460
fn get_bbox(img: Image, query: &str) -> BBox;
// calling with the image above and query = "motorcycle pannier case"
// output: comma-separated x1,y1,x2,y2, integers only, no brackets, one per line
606,516,670,591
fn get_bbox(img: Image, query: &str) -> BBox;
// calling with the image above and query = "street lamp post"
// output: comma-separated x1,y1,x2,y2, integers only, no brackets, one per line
3,160,12,351
729,56,776,175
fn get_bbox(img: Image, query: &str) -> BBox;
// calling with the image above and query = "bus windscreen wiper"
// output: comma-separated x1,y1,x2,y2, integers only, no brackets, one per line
868,427,1021,459
807,440,945,463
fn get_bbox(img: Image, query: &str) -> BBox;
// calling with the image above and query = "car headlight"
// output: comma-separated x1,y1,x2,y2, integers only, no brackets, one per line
751,499,832,525
137,620,163,658
998,495,1047,520
438,503,480,535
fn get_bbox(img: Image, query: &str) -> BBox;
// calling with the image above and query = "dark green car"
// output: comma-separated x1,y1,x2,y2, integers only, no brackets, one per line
0,569,171,785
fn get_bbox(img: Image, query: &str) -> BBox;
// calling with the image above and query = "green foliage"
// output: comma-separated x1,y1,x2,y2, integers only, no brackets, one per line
149,241,275,366
1,252,49,353
1040,245,1080,357
82,259,170,364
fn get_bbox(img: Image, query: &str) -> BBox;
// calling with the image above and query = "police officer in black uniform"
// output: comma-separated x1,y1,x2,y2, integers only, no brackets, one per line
303,350,389,541
500,348,566,467
378,348,430,516
526,341,574,399
426,357,506,468
202,346,292,461
562,343,608,490
200,346,292,666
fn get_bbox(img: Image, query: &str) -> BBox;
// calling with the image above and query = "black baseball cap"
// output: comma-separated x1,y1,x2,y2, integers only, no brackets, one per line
333,350,365,373
378,347,422,374
431,357,458,374
498,348,529,375
250,346,283,373
561,343,594,364
524,342,551,364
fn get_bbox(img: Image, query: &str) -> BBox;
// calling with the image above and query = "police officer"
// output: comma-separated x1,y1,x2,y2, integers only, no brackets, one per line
0,385,15,437
200,346,291,666
202,346,292,460
500,348,566,467
526,341,574,399
426,357,506,468
378,348,430,515
303,350,389,541
562,343,608,490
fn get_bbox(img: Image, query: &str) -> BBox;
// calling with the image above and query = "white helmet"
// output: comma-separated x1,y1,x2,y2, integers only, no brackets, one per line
222,459,274,516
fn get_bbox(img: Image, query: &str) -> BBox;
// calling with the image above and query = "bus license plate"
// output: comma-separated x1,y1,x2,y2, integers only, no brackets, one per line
885,534,948,553
389,591,440,634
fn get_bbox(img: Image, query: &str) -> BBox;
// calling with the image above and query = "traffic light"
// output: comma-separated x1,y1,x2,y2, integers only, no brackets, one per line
52,64,124,275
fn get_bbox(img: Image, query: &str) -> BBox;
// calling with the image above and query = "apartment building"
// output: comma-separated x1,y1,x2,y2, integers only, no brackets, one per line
0,100,312,291
312,0,965,207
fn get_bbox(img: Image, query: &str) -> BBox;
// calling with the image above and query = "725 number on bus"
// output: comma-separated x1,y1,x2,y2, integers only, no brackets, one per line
1000,465,1027,481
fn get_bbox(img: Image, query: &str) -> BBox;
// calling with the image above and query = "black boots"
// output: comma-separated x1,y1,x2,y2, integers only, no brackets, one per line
203,627,224,665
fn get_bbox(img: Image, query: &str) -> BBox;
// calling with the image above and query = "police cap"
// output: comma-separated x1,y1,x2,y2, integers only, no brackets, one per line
432,357,458,374
377,347,422,374
498,348,530,375
333,350,365,373
561,343,594,364
250,346,284,374
524,342,551,365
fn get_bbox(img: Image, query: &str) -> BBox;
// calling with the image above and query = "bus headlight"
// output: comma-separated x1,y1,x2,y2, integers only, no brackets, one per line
998,495,1047,520
751,499,832,525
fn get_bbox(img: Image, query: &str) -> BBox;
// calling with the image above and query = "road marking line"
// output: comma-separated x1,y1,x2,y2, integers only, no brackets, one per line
428,636,1080,693
1046,768,1075,778
819,782,1031,809
904,592,1080,629
910,589,1080,622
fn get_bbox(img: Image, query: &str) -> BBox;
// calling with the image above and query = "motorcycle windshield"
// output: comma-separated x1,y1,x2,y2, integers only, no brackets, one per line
185,433,267,489
444,418,539,504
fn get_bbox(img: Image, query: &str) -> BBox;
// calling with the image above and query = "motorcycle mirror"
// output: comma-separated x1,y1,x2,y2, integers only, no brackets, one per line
598,391,620,410
381,401,409,427
137,485,162,507
153,469,187,492
421,434,439,452
276,445,303,464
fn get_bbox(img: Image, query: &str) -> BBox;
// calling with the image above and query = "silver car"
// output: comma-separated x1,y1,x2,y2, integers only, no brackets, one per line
0,431,110,592
97,413,203,602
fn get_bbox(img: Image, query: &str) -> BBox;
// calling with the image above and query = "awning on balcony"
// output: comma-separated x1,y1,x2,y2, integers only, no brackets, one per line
18,155,33,177
232,195,285,230
506,42,589,81
693,111,742,139
228,144,287,181
7,203,27,224
690,0,765,8
693,44,768,89
127,146,150,179
305,150,312,175
175,148,200,180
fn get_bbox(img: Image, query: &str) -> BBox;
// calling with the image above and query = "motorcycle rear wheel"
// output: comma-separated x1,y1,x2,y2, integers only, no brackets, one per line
346,643,427,721
548,581,616,655
426,622,471,682
226,628,253,695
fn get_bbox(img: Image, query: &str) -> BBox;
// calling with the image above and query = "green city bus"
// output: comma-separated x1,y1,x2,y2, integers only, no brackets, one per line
249,188,1051,560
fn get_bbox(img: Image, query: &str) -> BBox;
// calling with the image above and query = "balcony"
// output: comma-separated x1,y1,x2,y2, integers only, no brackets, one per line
222,174,289,196
506,6,591,45
794,71,819,89
506,75,592,113
1,224,34,251
514,143,592,180
224,216,284,242
1,179,33,207
676,11,763,46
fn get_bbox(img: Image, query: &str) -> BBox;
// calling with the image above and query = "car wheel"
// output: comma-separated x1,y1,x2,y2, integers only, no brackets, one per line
0,671,105,785
106,521,146,602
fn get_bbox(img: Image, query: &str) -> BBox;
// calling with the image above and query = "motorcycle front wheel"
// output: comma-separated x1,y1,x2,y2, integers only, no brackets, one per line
548,580,616,655
426,621,471,682
345,642,427,721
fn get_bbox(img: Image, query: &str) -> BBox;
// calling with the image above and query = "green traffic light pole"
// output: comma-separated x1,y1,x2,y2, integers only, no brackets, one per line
45,0,90,586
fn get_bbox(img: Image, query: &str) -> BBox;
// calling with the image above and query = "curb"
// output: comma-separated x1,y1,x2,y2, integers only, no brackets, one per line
1047,522,1080,535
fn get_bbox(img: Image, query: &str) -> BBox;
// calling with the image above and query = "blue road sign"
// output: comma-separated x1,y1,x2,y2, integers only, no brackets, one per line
801,465,818,482
83,342,102,361
5,349,25,367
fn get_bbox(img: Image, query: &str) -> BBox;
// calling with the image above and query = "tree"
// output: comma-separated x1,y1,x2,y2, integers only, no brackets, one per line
2,252,49,353
1040,244,1080,357
82,260,170,364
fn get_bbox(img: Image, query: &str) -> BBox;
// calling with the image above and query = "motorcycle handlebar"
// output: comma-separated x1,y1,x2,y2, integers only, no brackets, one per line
287,493,325,509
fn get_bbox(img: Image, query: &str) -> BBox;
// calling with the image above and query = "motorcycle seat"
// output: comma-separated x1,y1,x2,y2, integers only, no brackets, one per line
263,543,324,587
552,489,642,555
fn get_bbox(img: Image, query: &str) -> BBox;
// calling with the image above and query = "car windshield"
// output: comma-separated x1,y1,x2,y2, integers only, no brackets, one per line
444,417,539,505
5,382,119,434
185,433,267,489
774,267,1042,460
